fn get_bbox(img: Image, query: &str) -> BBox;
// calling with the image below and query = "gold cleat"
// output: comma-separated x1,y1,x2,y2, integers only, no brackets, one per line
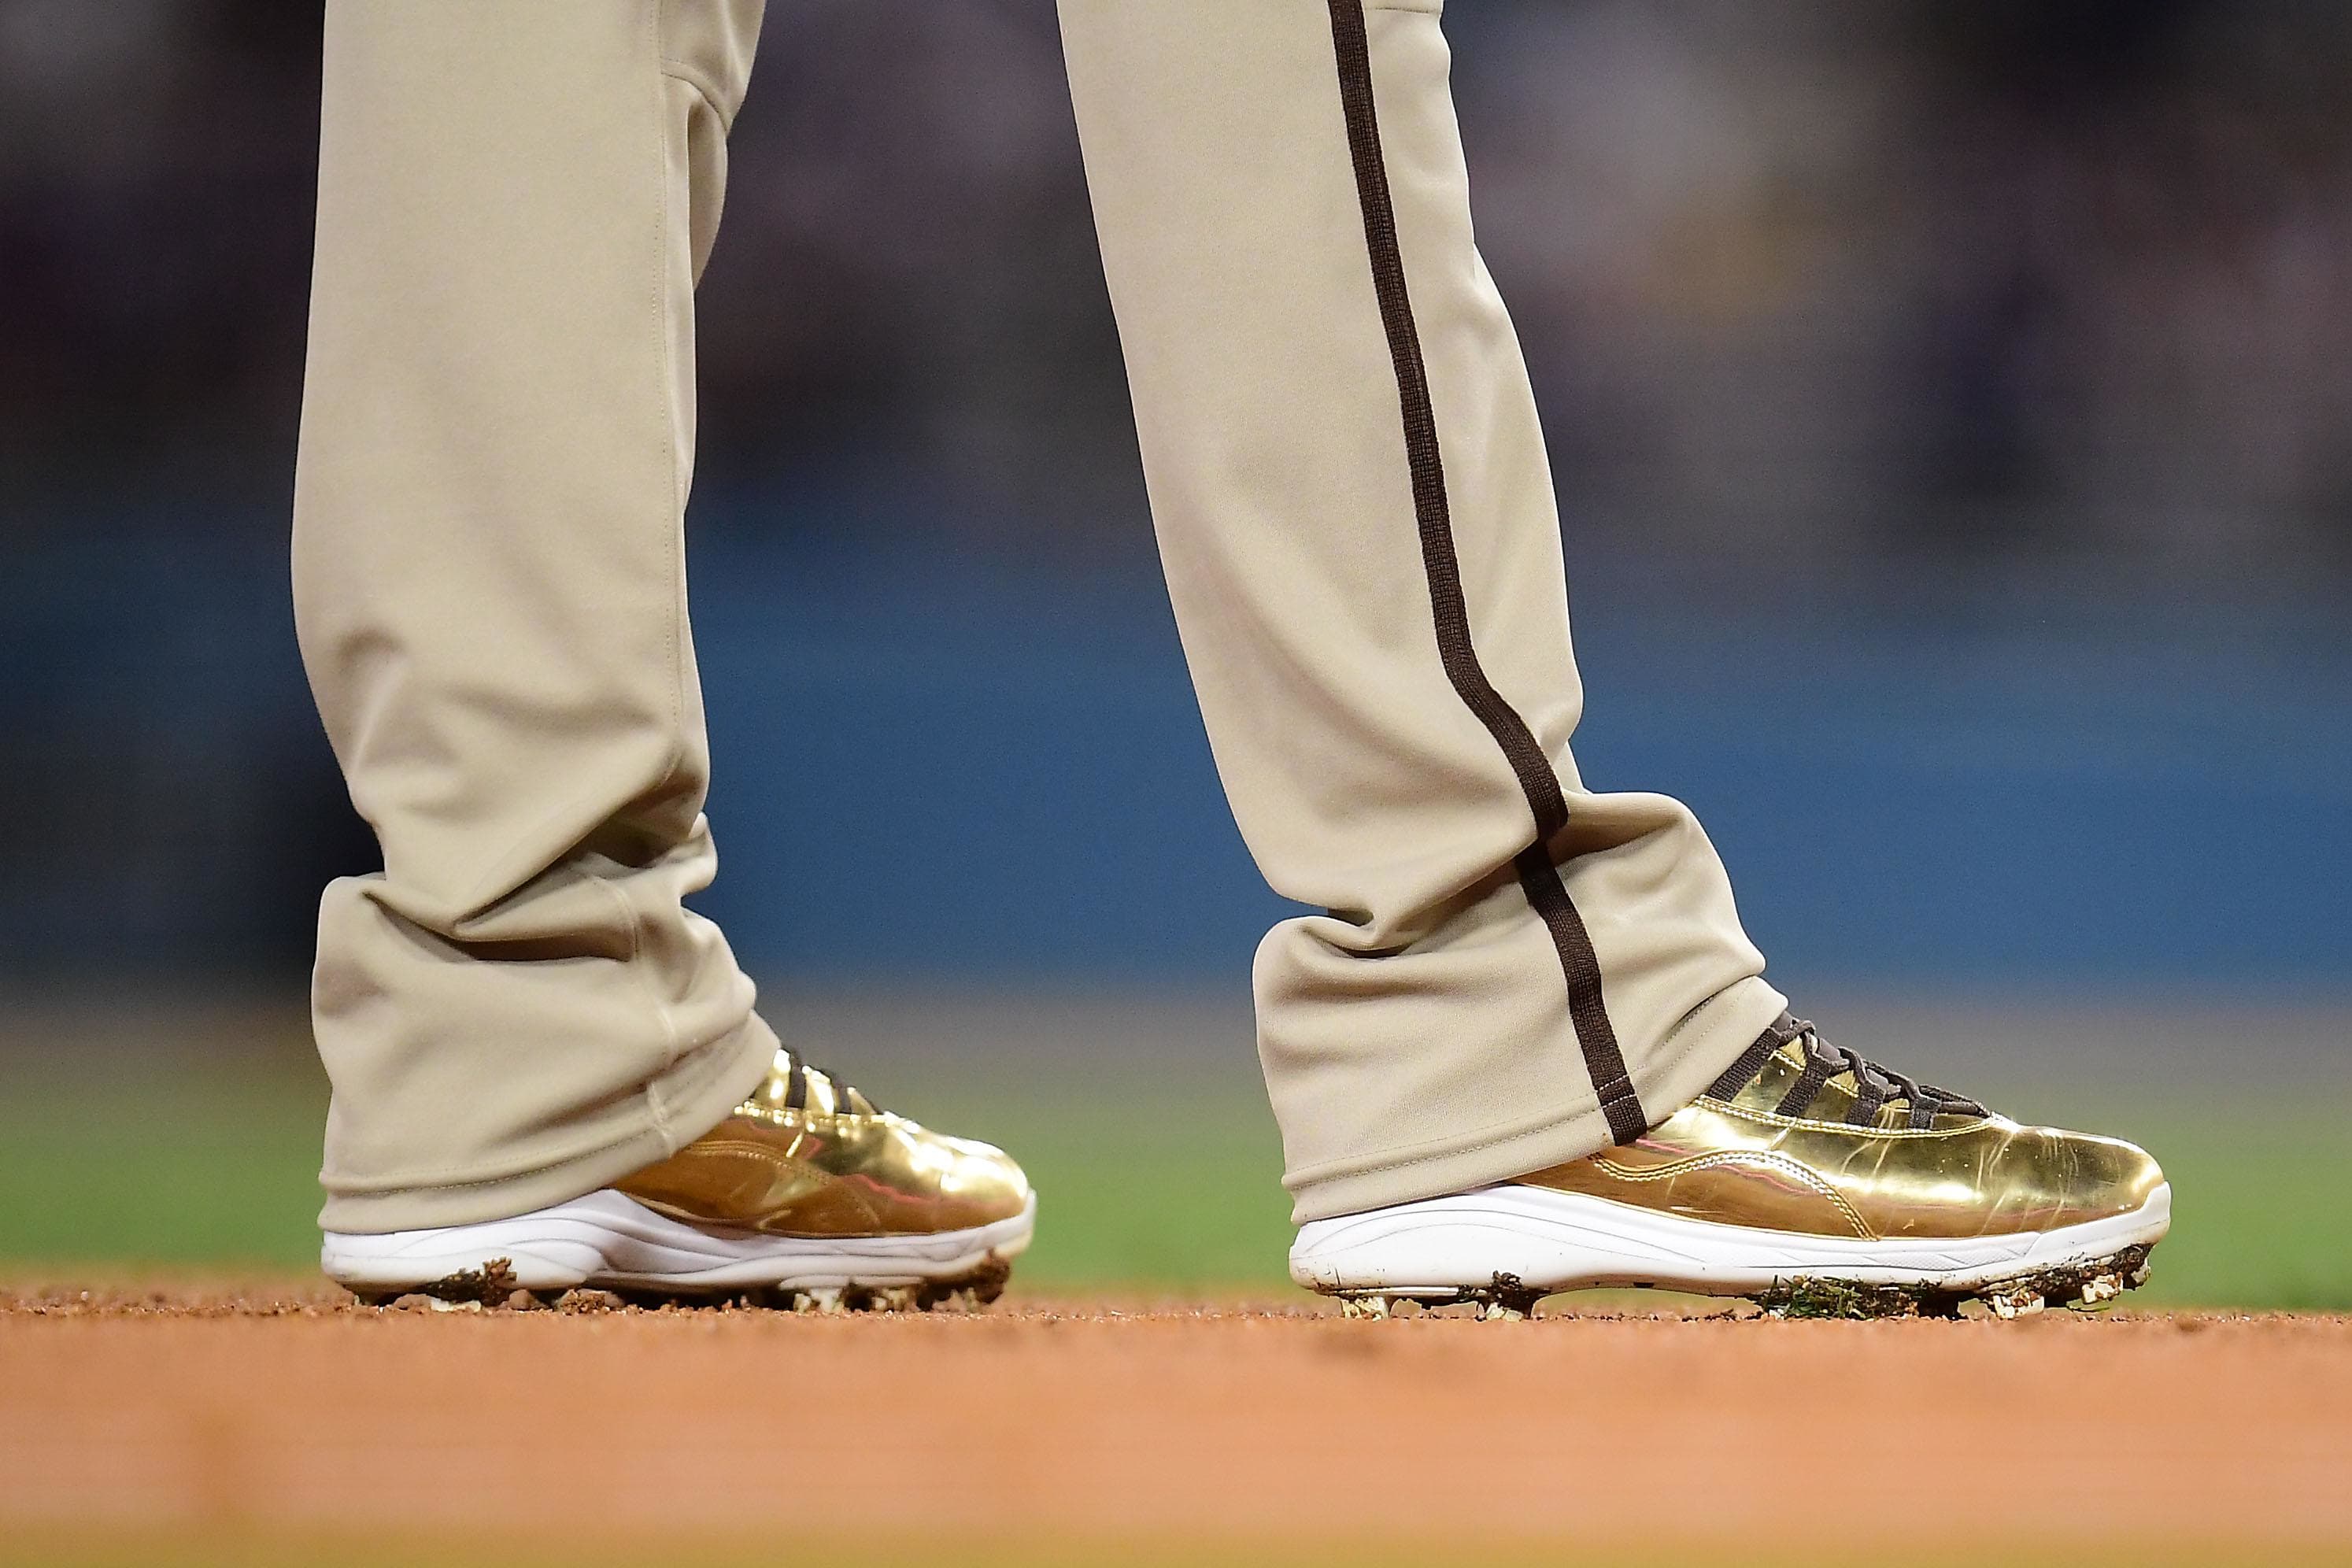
1292,1013,2168,1319
324,1047,1034,1310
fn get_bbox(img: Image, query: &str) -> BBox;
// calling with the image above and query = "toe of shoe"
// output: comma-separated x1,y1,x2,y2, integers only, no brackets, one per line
2015,1123,2167,1228
2074,1130,2166,1219
934,1133,1034,1229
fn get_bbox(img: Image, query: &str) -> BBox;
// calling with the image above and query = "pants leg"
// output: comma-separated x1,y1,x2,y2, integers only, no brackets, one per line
293,0,777,1233
1057,0,1789,1221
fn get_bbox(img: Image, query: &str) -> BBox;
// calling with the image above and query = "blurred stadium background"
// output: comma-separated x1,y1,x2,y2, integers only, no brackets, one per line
2,0,2346,1305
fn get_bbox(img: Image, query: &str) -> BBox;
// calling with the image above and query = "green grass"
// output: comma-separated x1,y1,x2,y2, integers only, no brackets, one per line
0,1069,329,1270
2089,1105,2352,1310
2,1061,2346,1307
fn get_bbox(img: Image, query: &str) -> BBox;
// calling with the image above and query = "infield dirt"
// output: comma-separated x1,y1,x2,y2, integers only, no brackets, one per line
4,1281,2349,1565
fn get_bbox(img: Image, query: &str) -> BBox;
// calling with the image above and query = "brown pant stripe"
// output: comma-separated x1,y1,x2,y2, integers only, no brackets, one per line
1324,0,1645,1144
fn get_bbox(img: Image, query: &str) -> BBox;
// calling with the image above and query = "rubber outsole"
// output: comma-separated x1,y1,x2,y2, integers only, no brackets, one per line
323,1189,1035,1313
1292,1182,2172,1320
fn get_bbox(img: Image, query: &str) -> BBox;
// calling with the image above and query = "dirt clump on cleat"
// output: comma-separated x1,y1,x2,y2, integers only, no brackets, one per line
1977,1283,2047,1320
917,1256,1013,1312
1755,1244,2156,1322
1982,1244,2155,1318
964,1255,1016,1304
847,1284,921,1313
753,1258,1015,1314
1335,1274,1547,1322
1470,1272,1544,1319
1756,1277,1966,1321
587,1257,1018,1315
368,1256,518,1307
552,1288,625,1313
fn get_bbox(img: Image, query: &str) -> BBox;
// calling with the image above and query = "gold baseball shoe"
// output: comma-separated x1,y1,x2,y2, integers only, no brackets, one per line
1291,1013,2169,1319
324,1047,1034,1310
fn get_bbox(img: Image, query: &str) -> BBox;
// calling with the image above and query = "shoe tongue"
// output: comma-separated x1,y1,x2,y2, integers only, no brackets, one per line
1775,1039,1814,1078
1796,1036,1888,1103
1721,1040,1826,1111
1784,1037,1889,1118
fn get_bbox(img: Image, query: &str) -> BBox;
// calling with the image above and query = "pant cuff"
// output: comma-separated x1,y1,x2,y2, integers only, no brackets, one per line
316,1010,780,1234
1282,974,1791,1223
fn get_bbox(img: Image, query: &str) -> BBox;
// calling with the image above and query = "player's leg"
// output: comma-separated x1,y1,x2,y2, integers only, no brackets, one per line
1058,0,2164,1315
296,0,1027,1304
1059,0,1784,1234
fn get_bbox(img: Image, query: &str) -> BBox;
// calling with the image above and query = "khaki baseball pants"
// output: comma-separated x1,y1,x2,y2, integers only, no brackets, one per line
294,0,1787,1234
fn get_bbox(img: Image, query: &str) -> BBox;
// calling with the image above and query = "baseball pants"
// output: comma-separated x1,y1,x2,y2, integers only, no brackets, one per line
294,0,1788,1233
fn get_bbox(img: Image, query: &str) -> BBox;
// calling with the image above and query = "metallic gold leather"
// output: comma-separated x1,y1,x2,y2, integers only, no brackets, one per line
614,1049,1030,1239
1522,1042,2165,1241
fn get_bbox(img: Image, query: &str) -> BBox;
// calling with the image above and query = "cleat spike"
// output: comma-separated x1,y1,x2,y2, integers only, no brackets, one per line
1983,1285,2044,1320
1481,1273,1544,1318
960,1257,1013,1307
2071,1274,2125,1311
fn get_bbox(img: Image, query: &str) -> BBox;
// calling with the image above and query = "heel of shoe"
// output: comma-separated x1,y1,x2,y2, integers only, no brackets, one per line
1289,1191,1563,1297
320,1193,632,1296
321,1234,603,1296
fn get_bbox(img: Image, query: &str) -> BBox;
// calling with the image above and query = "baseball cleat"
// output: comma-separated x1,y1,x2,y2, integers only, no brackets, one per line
323,1046,1034,1310
1292,1012,2169,1319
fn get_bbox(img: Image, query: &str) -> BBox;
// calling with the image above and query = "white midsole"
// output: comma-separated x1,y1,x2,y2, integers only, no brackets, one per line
1289,1181,2171,1297
322,1188,1036,1294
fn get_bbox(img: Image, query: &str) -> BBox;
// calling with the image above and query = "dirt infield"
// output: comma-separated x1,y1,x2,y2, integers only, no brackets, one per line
4,1281,2350,1562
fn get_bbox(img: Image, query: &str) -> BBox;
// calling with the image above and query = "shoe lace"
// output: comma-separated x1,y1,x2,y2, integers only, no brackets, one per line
778,1048,871,1117
1707,1014,1986,1130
